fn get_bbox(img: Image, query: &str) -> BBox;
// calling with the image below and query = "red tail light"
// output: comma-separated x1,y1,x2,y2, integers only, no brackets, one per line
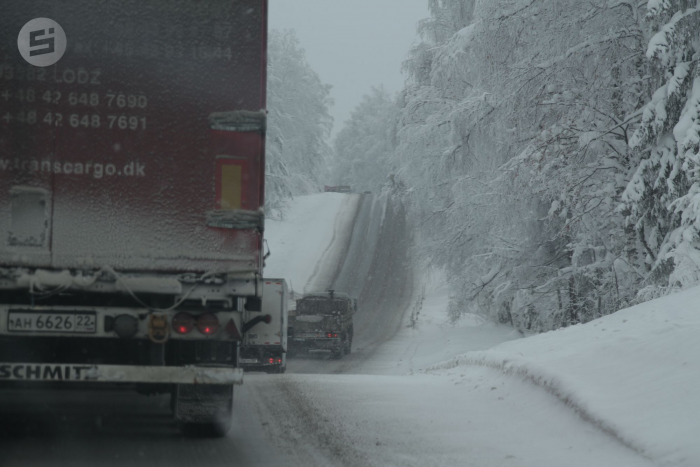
327,333,338,338
197,313,220,335
172,312,195,334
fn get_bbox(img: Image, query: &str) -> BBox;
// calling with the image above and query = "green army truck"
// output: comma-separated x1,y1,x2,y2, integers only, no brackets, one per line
288,291,355,359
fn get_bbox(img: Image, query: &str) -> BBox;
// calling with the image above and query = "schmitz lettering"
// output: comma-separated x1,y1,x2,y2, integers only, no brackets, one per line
0,364,94,381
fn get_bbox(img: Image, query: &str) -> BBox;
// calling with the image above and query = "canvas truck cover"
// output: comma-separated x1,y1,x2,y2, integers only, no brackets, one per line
0,1,268,273
296,293,353,316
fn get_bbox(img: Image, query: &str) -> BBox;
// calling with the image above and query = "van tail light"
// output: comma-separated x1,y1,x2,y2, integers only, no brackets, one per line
225,318,243,341
197,313,220,335
172,312,195,334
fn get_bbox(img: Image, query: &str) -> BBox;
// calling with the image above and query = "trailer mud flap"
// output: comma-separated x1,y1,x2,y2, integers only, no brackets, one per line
174,383,233,424
0,363,243,385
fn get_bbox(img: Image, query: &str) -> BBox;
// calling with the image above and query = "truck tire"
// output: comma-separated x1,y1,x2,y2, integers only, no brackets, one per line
341,330,352,354
331,344,345,360
181,418,232,438
265,365,285,374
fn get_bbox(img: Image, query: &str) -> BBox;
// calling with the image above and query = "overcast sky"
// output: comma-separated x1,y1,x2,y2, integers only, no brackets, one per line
269,1,430,138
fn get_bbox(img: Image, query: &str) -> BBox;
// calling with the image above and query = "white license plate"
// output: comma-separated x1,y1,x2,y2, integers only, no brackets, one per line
239,358,258,364
8,311,96,334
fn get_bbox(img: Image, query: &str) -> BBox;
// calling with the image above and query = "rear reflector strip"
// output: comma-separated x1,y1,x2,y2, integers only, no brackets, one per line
215,157,249,212
0,363,243,385
220,164,242,210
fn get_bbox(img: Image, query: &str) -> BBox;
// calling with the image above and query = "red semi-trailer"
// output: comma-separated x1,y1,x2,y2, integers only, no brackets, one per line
0,0,269,436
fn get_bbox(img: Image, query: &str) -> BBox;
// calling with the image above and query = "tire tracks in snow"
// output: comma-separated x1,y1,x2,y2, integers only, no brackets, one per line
250,377,372,467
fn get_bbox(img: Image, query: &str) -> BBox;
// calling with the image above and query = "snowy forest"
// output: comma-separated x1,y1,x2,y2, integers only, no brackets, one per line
267,1,700,332
265,29,334,213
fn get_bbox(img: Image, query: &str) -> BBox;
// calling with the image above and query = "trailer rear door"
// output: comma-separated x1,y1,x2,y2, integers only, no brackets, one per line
0,0,268,273
248,279,287,350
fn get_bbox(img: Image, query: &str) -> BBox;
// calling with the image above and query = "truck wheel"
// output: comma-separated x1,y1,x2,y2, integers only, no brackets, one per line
181,418,232,438
347,326,354,354
341,331,352,354
331,345,345,360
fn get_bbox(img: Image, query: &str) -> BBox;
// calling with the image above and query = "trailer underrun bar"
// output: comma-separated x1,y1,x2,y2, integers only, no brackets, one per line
0,363,244,385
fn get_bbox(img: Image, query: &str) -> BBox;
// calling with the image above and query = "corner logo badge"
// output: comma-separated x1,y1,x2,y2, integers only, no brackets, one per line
17,18,67,67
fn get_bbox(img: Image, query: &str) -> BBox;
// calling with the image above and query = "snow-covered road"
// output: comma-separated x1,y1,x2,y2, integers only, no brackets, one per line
0,193,686,466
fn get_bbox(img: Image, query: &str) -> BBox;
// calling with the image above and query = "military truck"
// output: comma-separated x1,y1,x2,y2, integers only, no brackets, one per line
288,291,355,359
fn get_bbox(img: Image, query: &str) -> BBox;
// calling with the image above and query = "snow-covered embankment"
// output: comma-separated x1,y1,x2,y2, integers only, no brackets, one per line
428,286,700,466
264,193,360,294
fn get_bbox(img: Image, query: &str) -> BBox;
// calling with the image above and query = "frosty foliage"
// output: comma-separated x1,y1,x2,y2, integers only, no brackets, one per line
333,0,700,331
623,2,700,293
333,87,398,192
266,30,333,215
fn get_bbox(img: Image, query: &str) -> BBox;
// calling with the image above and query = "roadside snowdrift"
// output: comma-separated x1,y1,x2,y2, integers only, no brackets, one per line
261,371,654,467
429,286,700,466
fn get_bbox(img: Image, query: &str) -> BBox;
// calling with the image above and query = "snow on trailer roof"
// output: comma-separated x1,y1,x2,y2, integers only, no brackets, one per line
300,291,351,300
296,291,354,315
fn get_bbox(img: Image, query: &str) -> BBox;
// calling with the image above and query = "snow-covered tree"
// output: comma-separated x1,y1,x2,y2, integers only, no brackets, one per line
500,1,651,325
266,29,334,214
393,0,654,330
623,2,700,293
322,0,700,331
332,87,398,192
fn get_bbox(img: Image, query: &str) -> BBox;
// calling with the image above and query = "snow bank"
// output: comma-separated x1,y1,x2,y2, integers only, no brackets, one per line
428,286,700,466
264,193,357,294
268,372,653,467
303,194,361,293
